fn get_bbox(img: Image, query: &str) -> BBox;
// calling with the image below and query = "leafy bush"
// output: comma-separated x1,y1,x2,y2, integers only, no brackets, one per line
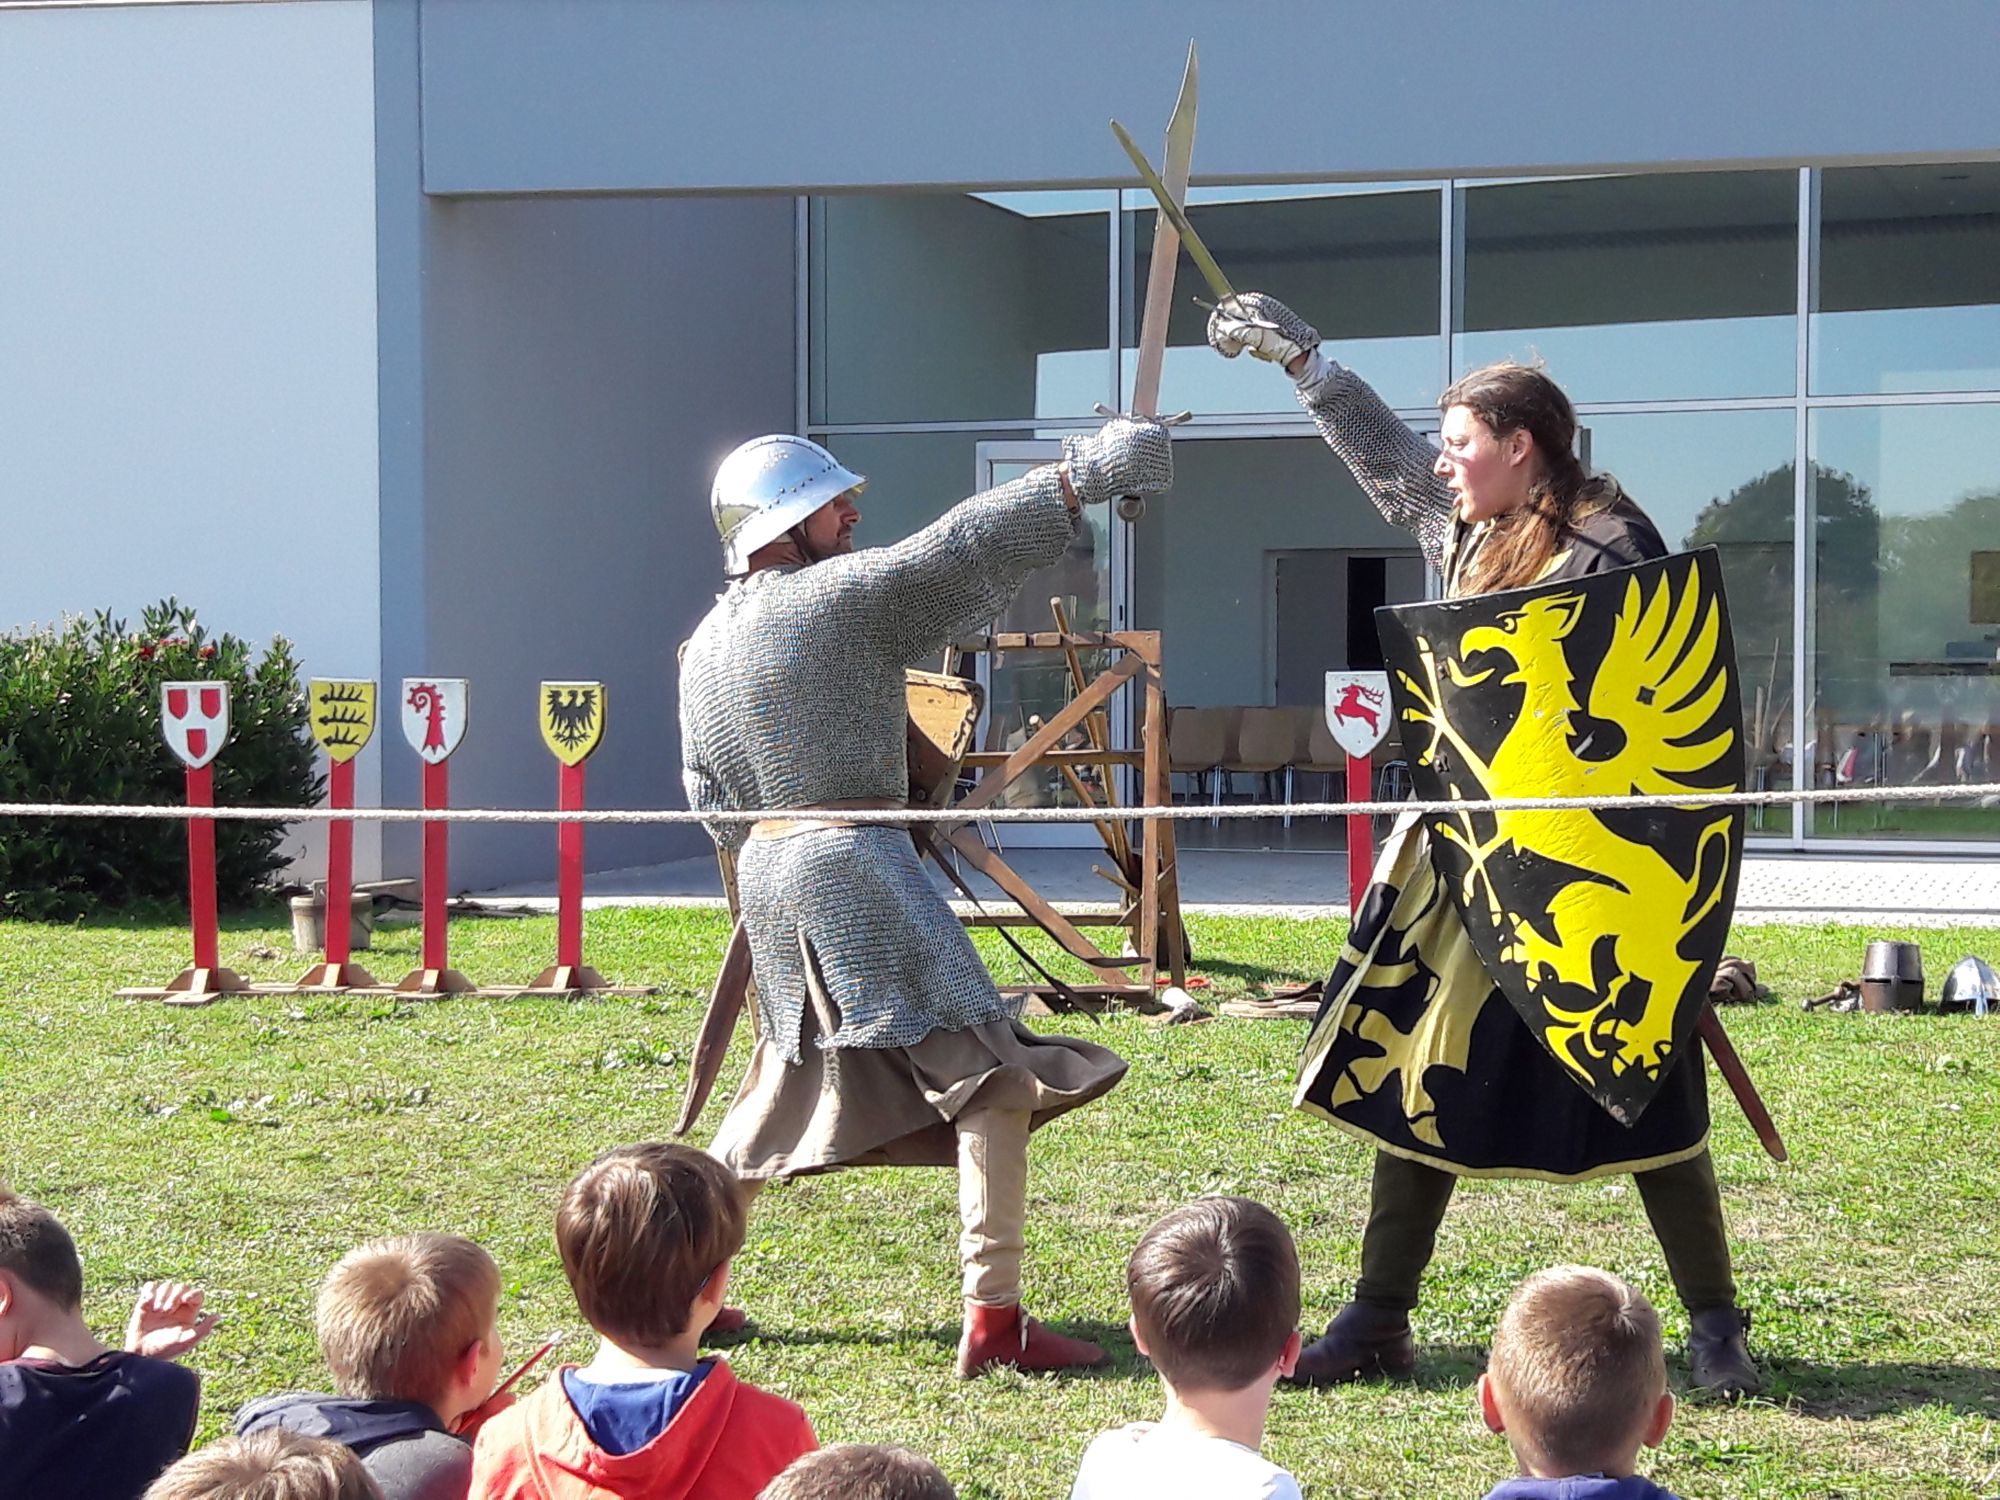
0,599,322,919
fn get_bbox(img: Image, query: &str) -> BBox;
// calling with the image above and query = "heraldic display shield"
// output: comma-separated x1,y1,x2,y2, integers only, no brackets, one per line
308,680,377,763
1374,548,1745,1125
539,682,607,766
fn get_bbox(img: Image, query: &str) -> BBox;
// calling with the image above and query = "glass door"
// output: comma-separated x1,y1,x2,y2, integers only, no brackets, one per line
972,442,1126,847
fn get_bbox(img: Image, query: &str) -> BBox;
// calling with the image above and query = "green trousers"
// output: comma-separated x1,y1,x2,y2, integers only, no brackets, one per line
1353,1148,1738,1315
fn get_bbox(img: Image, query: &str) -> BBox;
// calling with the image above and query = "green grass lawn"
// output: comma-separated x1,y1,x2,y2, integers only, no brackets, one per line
3,907,1997,1498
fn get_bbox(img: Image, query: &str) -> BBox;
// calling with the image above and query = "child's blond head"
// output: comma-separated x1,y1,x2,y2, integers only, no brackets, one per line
315,1233,499,1411
759,1444,956,1500
143,1430,385,1500
1487,1265,1669,1476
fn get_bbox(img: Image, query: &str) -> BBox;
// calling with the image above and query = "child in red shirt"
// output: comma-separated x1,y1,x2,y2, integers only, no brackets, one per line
470,1144,814,1500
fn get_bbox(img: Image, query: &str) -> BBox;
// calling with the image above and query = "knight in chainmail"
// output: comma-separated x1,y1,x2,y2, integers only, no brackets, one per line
679,417,1172,1377
1206,292,1759,1399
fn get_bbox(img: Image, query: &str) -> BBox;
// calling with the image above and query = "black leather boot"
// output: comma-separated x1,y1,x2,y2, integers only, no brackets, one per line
1687,1306,1760,1397
1286,1301,1416,1385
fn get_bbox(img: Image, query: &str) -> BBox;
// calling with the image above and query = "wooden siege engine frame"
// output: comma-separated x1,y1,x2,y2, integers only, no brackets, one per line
707,625,1187,1011
943,623,1187,1008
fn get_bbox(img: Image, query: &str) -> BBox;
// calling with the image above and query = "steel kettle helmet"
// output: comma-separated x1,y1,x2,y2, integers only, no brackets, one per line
710,435,866,575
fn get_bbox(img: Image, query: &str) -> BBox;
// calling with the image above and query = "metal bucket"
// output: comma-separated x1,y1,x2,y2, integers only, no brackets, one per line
1859,940,1924,1013
289,894,374,955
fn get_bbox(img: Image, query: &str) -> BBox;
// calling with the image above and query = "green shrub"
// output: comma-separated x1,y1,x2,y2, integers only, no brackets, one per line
0,599,322,919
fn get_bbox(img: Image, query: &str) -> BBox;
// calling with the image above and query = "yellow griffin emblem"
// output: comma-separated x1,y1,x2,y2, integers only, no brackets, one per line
1392,552,1740,1120
307,680,377,764
540,682,607,766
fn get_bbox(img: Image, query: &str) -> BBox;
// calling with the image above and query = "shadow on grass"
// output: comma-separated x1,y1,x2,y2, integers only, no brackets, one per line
1176,957,1326,987
1748,1360,2000,1420
711,1318,1146,1376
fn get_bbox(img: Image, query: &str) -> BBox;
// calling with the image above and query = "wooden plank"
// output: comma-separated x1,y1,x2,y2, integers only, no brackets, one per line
964,916,1136,928
1136,660,1166,986
945,829,1132,982
961,748,1144,767
954,654,1144,814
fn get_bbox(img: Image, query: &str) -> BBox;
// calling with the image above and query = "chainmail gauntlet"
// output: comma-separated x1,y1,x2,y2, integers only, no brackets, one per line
1205,291,1322,364
1295,361,1457,575
1061,416,1174,509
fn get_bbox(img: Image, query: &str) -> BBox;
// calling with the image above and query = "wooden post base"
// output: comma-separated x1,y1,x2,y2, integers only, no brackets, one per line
529,963,607,992
115,966,252,1008
293,961,384,992
394,967,478,999
499,964,657,999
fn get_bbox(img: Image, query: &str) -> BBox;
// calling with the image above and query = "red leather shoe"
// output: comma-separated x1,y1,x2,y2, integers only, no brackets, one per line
702,1305,751,1340
955,1302,1109,1378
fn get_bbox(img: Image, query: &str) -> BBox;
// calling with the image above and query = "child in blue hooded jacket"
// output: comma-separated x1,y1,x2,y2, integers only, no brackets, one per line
1477,1266,1686,1500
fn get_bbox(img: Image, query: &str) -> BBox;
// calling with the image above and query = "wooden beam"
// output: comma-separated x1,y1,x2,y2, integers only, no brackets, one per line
945,829,1132,982
954,654,1144,814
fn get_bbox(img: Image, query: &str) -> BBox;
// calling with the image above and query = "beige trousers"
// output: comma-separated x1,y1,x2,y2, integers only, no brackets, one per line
733,1103,1030,1307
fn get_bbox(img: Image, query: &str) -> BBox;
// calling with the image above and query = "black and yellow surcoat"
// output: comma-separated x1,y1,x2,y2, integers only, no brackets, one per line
1291,363,1709,1182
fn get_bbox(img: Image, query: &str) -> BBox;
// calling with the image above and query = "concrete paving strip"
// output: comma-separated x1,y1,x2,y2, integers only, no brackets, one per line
472,847,2000,928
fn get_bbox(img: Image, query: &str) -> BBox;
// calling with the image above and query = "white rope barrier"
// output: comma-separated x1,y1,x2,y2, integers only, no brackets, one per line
2,782,1998,826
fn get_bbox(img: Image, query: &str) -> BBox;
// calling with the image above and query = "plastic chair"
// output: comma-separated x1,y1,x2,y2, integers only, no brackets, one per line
1295,714,1347,822
1224,708,1296,824
1167,707,1231,822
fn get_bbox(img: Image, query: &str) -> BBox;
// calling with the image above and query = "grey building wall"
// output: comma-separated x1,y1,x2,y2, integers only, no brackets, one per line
3,0,384,876
418,0,2000,195
418,194,795,888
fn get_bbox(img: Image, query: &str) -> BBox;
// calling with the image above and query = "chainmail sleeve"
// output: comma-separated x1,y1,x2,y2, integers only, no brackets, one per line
1296,362,1456,574
841,467,1079,665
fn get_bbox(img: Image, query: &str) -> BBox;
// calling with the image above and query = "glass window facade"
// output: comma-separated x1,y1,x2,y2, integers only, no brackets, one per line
1455,171,1797,402
808,192,1111,424
1807,405,2000,839
1121,185,1443,414
1814,164,2000,396
807,162,2000,851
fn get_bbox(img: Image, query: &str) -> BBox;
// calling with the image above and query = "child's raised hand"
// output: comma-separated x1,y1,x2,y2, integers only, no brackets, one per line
124,1280,219,1361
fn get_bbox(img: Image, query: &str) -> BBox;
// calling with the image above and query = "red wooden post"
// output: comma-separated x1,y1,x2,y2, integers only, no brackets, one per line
527,681,609,994
186,764,219,971
1325,671,1393,926
1345,754,1373,919
396,678,474,996
298,678,381,991
556,761,586,970
119,680,249,1004
325,758,355,967
421,758,450,973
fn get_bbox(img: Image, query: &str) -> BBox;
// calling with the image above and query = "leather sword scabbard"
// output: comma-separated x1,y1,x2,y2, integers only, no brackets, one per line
675,917,754,1136
1696,1003,1788,1163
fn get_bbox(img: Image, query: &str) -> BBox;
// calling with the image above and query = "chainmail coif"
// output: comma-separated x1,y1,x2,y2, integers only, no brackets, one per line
680,469,1080,1063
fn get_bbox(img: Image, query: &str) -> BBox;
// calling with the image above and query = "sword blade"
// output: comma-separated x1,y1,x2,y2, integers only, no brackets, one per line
1110,118,1236,305
1128,41,1197,418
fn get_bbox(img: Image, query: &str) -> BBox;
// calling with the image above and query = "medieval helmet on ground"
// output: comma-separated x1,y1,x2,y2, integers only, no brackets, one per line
710,435,866,575
1938,955,1999,1016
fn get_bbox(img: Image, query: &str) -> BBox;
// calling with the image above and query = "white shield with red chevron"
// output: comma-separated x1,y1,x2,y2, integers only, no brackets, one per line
401,679,469,764
161,682,230,769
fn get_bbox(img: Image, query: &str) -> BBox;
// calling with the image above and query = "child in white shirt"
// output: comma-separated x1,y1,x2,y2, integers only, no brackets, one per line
1070,1197,1302,1500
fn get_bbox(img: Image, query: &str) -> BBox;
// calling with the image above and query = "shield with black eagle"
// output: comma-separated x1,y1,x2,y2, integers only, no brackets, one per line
1373,548,1746,1125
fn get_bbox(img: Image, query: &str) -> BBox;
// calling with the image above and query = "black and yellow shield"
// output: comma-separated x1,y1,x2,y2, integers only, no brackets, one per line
1375,549,1745,1125
308,679,377,764
540,682,607,765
